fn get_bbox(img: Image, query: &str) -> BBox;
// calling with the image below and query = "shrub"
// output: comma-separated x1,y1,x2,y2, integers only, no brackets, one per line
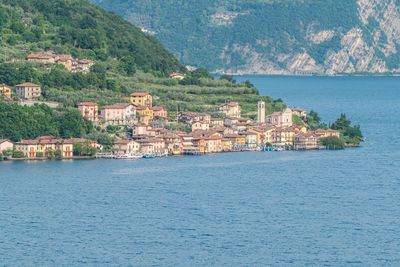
2,149,12,157
54,149,63,160
12,150,25,158
36,152,44,158
319,136,345,150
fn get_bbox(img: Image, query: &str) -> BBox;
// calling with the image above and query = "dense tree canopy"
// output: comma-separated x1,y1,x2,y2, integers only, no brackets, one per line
0,101,93,141
0,0,185,74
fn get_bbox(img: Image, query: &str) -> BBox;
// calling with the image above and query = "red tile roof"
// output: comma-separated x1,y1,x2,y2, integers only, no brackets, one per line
115,139,136,144
150,106,167,111
219,102,240,107
16,82,40,87
101,103,133,109
130,92,150,97
78,102,98,106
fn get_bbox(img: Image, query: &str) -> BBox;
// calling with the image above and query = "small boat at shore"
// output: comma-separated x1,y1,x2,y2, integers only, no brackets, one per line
115,153,142,159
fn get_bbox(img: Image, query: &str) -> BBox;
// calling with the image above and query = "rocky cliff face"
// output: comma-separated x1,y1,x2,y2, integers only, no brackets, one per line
214,0,400,75
92,0,400,75
219,0,400,75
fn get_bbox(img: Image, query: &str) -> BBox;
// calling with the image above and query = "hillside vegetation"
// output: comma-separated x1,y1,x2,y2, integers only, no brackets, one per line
0,0,183,74
92,0,400,75
0,0,287,121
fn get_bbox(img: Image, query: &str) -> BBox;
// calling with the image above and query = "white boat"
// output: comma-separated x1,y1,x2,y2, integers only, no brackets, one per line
115,153,142,159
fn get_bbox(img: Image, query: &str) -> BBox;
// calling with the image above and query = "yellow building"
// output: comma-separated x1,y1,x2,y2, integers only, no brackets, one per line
15,136,74,158
136,106,154,123
221,138,233,151
130,92,152,107
0,84,11,97
248,126,275,144
272,127,296,146
224,134,246,147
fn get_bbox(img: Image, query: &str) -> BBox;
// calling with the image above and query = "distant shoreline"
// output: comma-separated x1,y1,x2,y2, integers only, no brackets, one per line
213,73,400,77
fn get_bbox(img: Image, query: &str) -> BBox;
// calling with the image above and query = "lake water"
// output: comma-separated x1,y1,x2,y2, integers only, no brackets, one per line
1,76,400,266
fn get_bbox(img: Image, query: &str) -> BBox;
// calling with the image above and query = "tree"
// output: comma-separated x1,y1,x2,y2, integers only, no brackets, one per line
118,56,136,76
220,75,236,83
331,113,351,131
308,110,321,124
73,143,84,156
59,109,93,139
319,136,345,150
12,150,25,158
46,148,54,159
54,149,63,160
191,68,212,79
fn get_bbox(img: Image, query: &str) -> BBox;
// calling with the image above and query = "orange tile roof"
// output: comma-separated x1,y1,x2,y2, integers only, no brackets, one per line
101,103,132,109
220,102,240,107
16,82,40,87
78,102,98,106
130,92,150,97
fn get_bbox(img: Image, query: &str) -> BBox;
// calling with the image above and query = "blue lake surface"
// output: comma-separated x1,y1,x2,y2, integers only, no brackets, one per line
1,76,400,266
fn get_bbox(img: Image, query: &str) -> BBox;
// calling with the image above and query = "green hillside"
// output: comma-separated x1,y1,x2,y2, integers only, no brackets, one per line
0,0,284,116
0,0,184,74
91,0,400,75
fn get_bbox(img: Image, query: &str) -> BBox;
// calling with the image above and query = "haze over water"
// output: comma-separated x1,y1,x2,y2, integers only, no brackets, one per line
1,76,400,265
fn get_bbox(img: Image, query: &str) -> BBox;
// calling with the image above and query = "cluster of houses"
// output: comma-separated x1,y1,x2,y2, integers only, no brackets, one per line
27,51,95,73
76,95,340,156
77,92,167,126
1,89,341,159
0,82,42,100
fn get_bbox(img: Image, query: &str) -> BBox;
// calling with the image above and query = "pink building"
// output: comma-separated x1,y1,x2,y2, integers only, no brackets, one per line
0,139,13,152
266,108,293,127
78,102,99,121
151,106,168,118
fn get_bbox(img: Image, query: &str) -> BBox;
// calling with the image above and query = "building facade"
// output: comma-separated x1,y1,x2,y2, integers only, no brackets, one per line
0,139,13,152
100,103,136,125
78,102,99,121
266,108,293,127
151,106,168,118
113,139,140,154
15,83,41,99
130,92,152,107
219,102,242,118
15,136,73,158
292,108,307,118
0,84,11,98
295,133,318,150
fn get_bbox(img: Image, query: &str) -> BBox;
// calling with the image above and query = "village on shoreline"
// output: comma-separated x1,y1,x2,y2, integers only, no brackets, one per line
1,86,348,161
0,49,363,162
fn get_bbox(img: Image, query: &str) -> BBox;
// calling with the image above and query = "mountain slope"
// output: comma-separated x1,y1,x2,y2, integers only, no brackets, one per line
91,0,400,75
0,0,184,74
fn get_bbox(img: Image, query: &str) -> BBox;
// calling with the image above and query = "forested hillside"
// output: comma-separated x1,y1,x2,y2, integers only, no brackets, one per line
0,0,184,74
92,0,400,75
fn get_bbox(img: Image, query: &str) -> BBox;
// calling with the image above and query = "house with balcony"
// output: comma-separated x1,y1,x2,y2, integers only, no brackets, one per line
113,139,140,154
78,102,99,121
130,92,152,107
295,132,318,150
15,136,73,158
15,83,41,99
100,103,136,125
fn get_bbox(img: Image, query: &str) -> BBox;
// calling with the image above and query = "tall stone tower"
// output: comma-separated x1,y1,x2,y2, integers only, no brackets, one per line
257,100,265,123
